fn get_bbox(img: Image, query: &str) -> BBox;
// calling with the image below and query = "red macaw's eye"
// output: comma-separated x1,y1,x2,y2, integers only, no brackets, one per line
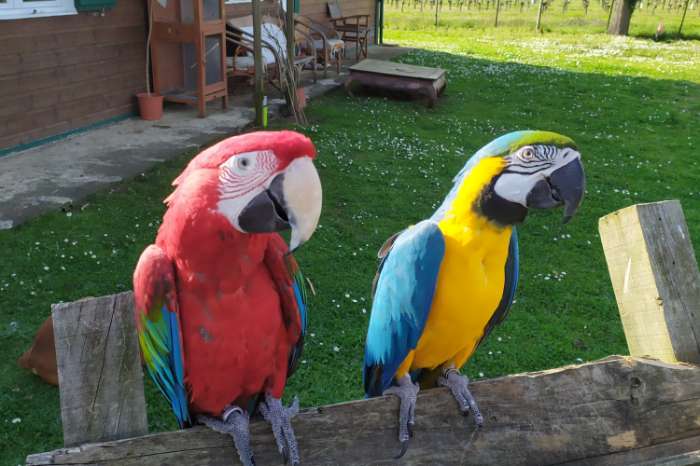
219,150,279,200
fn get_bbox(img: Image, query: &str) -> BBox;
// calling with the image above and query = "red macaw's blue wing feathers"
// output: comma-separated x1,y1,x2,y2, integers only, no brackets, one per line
287,259,308,376
363,221,446,397
263,234,307,379
133,245,190,428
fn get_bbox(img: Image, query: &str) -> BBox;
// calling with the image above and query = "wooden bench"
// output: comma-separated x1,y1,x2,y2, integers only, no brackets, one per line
345,58,447,107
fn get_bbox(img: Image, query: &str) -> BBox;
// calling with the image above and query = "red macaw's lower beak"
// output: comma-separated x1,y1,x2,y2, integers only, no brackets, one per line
526,157,585,224
238,156,322,251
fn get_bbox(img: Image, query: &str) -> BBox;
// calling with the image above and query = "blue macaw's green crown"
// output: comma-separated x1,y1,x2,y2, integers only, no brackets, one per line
473,130,578,159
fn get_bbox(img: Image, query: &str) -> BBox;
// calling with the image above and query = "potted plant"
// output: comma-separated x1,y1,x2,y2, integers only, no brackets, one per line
137,0,164,120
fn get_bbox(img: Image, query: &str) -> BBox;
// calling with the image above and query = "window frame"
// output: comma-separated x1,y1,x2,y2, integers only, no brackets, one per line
0,0,77,20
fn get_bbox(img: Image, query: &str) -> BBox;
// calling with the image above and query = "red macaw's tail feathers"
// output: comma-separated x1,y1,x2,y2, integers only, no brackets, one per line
133,245,190,428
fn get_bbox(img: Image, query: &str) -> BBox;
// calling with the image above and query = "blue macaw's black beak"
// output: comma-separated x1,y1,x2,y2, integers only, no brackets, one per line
238,173,291,233
526,157,585,224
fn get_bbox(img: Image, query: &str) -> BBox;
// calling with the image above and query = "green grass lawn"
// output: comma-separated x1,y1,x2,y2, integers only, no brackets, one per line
2,12,699,464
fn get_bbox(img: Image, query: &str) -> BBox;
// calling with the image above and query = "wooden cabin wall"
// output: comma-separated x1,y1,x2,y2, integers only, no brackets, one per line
0,0,146,151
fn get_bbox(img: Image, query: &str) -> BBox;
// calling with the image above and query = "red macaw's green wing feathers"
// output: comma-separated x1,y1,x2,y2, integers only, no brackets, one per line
133,245,190,428
263,234,308,378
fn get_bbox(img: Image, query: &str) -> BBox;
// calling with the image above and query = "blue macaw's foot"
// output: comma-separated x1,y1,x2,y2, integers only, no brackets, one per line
198,407,255,466
438,368,484,427
259,394,301,466
383,374,419,459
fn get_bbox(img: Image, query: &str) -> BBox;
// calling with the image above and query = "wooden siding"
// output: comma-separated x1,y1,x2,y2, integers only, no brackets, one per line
0,0,146,151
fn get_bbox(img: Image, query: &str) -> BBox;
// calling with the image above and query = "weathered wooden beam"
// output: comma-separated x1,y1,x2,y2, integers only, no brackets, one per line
27,356,700,466
52,292,148,447
599,200,700,364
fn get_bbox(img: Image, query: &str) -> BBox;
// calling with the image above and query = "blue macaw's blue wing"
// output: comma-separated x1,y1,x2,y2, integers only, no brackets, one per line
363,221,446,397
476,227,520,348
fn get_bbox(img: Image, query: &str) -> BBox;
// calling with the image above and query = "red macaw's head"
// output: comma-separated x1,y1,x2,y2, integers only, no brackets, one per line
170,130,322,251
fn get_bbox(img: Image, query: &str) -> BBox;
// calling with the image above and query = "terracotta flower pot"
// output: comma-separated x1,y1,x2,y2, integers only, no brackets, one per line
137,92,164,121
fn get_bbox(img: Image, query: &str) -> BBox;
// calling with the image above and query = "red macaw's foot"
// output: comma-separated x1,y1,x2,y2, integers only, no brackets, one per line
438,368,484,427
198,407,255,466
259,394,301,466
382,375,419,459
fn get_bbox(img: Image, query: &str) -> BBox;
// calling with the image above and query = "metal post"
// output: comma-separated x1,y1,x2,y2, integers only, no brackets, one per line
286,0,295,69
678,0,689,34
535,0,544,29
252,0,264,126
606,0,615,29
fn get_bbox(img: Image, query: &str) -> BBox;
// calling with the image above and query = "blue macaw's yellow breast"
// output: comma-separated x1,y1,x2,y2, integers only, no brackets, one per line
403,157,513,373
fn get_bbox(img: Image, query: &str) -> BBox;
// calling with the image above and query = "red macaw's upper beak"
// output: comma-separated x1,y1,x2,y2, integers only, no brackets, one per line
526,156,585,224
238,156,322,251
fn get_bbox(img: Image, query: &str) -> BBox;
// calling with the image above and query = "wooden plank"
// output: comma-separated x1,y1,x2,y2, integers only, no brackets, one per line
0,42,144,78
27,356,700,465
0,0,145,39
52,292,148,447
599,201,700,364
2,25,145,57
350,58,445,80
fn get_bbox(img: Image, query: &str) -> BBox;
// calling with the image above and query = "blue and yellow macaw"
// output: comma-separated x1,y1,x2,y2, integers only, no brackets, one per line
363,130,586,457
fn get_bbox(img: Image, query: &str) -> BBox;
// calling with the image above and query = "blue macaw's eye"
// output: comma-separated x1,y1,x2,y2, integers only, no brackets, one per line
518,147,536,162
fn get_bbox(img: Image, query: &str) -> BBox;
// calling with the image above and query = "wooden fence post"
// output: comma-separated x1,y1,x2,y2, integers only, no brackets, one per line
599,200,700,364
52,291,148,446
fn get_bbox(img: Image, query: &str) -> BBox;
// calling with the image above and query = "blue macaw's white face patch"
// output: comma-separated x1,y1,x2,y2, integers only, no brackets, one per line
494,145,582,207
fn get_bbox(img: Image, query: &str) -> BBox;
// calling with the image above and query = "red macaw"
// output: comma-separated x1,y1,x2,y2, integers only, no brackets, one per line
133,130,322,466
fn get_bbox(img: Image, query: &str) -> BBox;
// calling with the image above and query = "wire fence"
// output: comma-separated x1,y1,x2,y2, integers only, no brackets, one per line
384,0,699,35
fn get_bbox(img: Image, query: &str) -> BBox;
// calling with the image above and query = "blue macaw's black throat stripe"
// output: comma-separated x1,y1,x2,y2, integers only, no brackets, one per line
476,176,528,226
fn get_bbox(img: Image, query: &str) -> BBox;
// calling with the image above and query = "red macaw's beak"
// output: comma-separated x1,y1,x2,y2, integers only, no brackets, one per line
526,156,585,224
238,156,322,251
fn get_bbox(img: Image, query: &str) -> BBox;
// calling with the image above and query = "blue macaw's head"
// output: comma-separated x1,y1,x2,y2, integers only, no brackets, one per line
462,130,586,226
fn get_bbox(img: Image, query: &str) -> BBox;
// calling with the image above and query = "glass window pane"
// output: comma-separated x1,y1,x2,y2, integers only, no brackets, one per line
205,35,222,85
203,0,221,21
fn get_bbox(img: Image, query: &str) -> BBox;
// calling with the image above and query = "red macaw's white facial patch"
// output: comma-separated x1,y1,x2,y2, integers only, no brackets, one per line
218,150,279,201
216,150,281,232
